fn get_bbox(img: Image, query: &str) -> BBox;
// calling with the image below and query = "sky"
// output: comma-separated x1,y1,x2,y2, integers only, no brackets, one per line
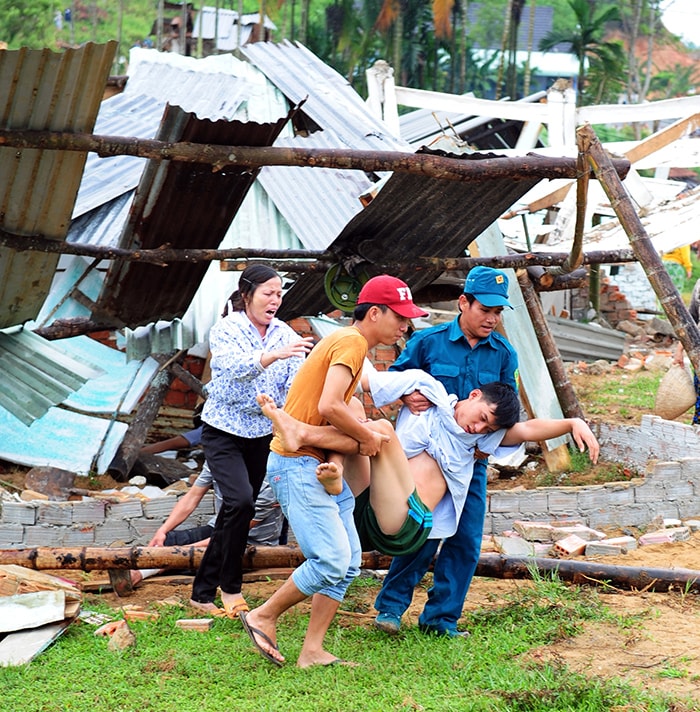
660,0,700,48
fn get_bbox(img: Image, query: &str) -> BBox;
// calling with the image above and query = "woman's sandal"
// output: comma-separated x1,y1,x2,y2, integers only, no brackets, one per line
222,599,250,620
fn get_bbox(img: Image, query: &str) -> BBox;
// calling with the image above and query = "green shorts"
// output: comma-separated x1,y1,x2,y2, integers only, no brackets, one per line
353,487,433,556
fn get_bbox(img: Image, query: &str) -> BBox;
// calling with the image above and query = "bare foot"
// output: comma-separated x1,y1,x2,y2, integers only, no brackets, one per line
256,393,302,452
129,570,143,587
316,461,343,496
189,599,225,616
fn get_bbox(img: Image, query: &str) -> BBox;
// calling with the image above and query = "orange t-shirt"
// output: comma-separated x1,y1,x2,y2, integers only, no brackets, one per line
270,326,367,462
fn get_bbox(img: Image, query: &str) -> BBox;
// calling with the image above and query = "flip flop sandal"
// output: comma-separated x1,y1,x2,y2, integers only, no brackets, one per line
239,611,283,667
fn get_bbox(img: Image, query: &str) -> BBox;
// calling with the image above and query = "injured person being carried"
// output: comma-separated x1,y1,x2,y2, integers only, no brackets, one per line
256,368,599,556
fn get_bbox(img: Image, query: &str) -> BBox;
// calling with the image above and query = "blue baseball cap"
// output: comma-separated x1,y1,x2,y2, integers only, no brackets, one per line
463,266,512,308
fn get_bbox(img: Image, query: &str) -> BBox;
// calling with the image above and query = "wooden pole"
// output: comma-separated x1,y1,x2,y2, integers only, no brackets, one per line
107,355,177,481
0,545,393,573
0,128,631,184
0,228,638,271
475,553,700,593
516,269,585,419
578,123,700,375
4,546,700,593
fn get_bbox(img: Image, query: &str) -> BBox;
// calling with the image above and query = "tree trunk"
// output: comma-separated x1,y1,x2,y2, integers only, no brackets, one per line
5,546,700,594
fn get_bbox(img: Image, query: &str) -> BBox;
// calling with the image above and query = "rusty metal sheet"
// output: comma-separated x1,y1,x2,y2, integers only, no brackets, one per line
0,42,117,329
277,146,544,320
96,103,296,326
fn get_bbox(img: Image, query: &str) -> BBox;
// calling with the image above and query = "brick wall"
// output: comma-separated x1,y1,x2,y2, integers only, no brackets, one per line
4,458,699,548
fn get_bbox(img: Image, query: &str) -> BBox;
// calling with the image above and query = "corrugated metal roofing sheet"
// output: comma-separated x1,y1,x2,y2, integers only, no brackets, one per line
97,103,296,326
241,41,408,152
0,334,159,474
0,42,117,329
258,131,374,252
0,328,103,425
277,141,544,320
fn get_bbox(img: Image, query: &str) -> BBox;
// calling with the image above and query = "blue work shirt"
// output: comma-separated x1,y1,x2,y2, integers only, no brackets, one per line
390,315,519,397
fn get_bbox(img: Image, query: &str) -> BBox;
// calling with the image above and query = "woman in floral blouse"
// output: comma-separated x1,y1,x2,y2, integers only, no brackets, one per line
190,264,313,617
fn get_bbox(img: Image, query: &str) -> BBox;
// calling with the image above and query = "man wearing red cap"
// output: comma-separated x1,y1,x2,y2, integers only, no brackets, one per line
374,265,519,638
239,275,428,668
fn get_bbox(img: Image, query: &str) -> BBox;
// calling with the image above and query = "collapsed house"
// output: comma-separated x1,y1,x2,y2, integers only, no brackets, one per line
1,39,700,481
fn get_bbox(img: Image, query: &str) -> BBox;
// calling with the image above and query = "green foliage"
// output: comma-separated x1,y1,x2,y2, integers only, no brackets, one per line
0,579,685,712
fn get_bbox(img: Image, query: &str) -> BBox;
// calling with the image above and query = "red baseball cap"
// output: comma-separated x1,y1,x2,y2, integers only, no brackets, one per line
356,275,429,318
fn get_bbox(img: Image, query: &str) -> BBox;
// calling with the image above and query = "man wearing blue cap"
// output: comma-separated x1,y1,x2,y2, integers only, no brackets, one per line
373,265,519,637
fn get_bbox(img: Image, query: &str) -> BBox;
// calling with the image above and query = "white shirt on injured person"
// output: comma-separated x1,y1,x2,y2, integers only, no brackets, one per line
367,368,519,539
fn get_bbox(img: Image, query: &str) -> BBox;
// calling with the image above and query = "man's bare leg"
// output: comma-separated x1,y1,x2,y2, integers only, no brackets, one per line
297,593,353,668
240,576,308,665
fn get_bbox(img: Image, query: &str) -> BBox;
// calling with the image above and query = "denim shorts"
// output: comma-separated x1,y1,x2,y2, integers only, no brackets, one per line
266,452,361,602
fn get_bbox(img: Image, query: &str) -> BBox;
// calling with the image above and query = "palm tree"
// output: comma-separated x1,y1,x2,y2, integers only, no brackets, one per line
375,0,455,85
539,0,625,105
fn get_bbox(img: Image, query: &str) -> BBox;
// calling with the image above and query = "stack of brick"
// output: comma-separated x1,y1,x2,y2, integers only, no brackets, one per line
599,278,638,328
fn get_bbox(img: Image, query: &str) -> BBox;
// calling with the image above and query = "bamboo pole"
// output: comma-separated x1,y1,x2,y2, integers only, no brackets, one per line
578,123,700,375
0,129,631,184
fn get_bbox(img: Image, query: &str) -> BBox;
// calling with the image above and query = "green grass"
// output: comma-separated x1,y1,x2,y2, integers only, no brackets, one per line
0,576,692,712
577,371,663,420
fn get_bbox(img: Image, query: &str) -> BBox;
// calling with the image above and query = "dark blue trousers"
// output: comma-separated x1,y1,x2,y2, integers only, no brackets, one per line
374,459,488,634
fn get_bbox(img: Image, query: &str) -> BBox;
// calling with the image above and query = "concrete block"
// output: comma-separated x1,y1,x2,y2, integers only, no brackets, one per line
131,519,162,541
577,488,613,510
585,536,637,556
553,534,588,557
488,492,522,513
63,526,96,546
639,526,691,545
142,496,178,519
551,524,606,542
513,491,549,513
95,519,135,545
664,481,695,500
533,542,554,556
684,519,700,531
37,502,73,526
1,502,37,525
106,500,144,520
24,525,64,546
649,462,683,482
0,524,24,545
601,485,635,506
634,483,666,503
492,535,534,556
547,490,579,512
192,493,216,517
72,499,106,523
512,521,555,541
